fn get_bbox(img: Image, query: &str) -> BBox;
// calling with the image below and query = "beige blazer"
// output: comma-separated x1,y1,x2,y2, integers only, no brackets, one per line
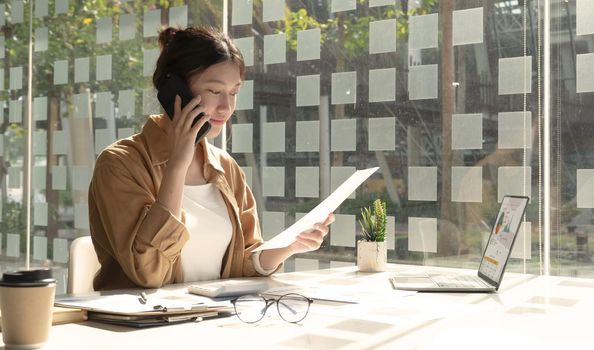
89,115,267,290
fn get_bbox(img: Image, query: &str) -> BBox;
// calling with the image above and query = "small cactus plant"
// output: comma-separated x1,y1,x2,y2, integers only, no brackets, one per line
358,199,387,242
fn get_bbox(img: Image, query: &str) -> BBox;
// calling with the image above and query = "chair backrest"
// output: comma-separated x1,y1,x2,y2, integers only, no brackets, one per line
67,236,100,294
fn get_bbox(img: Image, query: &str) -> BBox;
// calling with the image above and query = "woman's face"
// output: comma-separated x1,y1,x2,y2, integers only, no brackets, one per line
188,60,242,139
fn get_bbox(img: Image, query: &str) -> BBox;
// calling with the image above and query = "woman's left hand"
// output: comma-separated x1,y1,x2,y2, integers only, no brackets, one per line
288,213,335,254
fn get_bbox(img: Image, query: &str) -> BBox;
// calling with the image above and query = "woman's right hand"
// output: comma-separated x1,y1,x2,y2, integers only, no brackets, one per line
166,95,210,170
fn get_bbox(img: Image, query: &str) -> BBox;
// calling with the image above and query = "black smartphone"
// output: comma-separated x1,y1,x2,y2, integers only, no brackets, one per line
156,74,212,144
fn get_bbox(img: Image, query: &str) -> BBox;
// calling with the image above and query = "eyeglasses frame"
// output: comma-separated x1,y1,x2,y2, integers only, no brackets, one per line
230,293,314,324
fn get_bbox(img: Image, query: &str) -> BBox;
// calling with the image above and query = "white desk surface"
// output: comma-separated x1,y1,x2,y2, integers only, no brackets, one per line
3,264,594,350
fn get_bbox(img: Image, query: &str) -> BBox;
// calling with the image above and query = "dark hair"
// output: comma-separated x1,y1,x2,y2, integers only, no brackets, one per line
152,26,245,90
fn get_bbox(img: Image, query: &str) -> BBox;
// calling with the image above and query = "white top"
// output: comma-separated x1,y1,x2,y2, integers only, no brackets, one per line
180,183,233,282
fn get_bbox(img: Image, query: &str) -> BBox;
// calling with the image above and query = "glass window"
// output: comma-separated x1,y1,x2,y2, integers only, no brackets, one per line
2,1,592,294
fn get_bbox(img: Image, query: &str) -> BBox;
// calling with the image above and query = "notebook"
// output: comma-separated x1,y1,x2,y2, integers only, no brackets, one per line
390,195,529,292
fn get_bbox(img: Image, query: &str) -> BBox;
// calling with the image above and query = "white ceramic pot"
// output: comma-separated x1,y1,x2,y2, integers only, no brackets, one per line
357,241,387,272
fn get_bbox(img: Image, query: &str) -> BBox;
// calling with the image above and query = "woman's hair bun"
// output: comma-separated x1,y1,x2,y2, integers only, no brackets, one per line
158,27,179,50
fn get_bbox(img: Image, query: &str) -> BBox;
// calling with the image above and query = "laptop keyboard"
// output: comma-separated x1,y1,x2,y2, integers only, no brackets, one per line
430,274,490,288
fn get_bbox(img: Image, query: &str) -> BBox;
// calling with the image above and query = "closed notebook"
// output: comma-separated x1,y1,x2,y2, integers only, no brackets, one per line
0,306,87,330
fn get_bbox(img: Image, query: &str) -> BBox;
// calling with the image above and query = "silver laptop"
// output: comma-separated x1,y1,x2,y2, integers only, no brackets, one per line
391,195,529,292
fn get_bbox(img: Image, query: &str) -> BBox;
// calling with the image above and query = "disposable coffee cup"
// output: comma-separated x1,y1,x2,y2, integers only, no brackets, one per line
0,268,56,349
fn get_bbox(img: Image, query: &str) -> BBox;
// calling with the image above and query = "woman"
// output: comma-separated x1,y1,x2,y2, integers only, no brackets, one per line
88,26,334,290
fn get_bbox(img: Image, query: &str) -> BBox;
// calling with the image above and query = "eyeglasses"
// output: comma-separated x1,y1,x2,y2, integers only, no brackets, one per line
230,293,313,324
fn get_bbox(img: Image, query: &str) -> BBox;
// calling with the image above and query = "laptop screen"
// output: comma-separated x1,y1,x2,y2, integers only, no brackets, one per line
478,196,529,286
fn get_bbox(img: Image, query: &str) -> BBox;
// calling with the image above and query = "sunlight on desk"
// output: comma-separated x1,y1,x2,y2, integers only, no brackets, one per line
3,265,594,350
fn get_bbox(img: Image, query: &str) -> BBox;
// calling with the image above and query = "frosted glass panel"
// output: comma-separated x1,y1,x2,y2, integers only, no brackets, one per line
295,167,319,198
54,60,68,85
497,166,531,203
330,214,355,247
331,0,356,13
143,49,159,77
33,131,46,155
95,91,113,119
577,169,594,208
74,203,90,230
453,8,483,45
9,99,22,123
232,0,252,26
262,211,285,241
262,122,285,152
35,27,48,52
576,53,594,93
236,80,253,110
55,0,68,14
331,118,356,152
74,57,90,83
7,233,20,257
169,6,188,28
53,238,69,263
95,129,116,154
52,130,68,155
408,167,437,201
231,123,253,153
331,71,357,105
331,167,356,199
233,37,254,66
451,167,482,202
34,203,48,227
118,128,134,139
96,17,112,44
409,14,438,49
369,19,396,54
576,0,594,36
72,166,91,191
262,167,285,197
142,88,159,115
263,0,284,22
118,89,135,118
296,121,319,152
33,166,46,189
498,112,532,149
369,68,396,102
408,65,438,100
96,55,112,81
120,14,135,41
11,0,24,23
452,113,483,150
264,33,286,65
73,92,90,118
368,117,395,151
9,66,22,90
35,0,49,18
408,217,437,253
296,74,320,107
294,258,319,271
498,56,532,95
143,9,160,38
297,28,320,61
52,165,67,190
386,216,395,250
33,96,47,121
369,0,394,7
8,167,21,189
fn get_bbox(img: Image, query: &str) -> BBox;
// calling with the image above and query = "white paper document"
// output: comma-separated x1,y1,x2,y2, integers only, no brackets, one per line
253,167,379,252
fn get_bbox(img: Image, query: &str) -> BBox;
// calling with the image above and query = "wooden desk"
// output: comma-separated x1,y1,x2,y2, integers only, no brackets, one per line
3,264,594,349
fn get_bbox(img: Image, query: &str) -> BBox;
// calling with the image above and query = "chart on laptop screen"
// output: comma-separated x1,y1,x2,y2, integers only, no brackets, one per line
479,196,528,282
